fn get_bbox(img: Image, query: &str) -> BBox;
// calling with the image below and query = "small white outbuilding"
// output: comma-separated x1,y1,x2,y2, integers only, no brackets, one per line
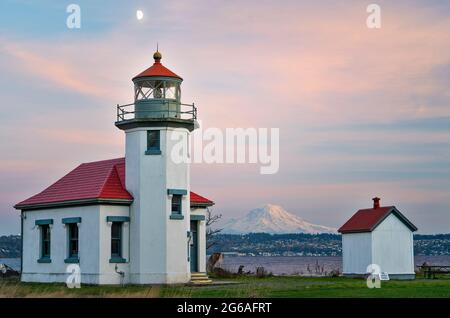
338,197,418,279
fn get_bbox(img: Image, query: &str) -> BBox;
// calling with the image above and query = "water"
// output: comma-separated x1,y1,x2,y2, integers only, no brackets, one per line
0,258,20,271
2,256,449,275
220,255,450,275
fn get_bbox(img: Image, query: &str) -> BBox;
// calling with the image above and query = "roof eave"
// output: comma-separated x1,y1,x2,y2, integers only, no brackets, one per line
15,198,133,211
389,207,418,232
190,201,215,208
338,229,371,234
132,75,183,82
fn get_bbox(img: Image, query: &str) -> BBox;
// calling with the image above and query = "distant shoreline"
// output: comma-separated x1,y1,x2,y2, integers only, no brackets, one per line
2,233,450,259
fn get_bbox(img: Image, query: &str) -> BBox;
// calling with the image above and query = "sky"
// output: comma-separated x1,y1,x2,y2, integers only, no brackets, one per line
0,0,449,235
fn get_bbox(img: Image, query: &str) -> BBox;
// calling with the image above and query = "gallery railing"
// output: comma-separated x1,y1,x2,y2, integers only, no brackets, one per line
116,100,197,122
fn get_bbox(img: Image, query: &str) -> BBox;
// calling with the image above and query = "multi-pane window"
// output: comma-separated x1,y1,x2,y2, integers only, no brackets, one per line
147,130,160,152
134,80,180,101
68,223,79,258
41,225,51,258
171,194,182,215
111,222,122,258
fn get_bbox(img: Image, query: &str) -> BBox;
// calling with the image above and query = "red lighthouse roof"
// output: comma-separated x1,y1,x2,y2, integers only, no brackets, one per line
15,158,213,210
132,50,182,81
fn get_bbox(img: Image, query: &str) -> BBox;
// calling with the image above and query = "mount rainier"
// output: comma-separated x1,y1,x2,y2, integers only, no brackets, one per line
221,204,336,234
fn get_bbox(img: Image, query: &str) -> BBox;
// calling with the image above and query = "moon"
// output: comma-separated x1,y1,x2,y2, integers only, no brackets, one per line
136,10,144,20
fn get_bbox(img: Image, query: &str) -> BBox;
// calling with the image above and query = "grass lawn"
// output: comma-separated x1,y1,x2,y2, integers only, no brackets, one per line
1,276,449,298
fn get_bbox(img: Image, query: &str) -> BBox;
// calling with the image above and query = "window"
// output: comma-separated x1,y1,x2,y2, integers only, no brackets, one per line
111,222,122,258
171,194,182,215
147,130,160,152
41,225,51,259
68,223,79,258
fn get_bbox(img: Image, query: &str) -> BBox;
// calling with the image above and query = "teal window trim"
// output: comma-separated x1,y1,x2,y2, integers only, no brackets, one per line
167,189,188,195
67,223,79,259
171,194,182,215
190,215,206,221
109,257,127,263
170,214,184,220
35,219,53,226
64,257,79,264
145,149,162,155
106,216,130,223
37,257,51,263
111,222,122,259
146,130,161,154
40,224,51,259
62,217,82,224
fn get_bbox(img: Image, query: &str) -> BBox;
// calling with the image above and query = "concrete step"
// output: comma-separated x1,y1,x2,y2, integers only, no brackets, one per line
191,275,210,280
190,272,212,284
191,272,208,277
190,279,213,284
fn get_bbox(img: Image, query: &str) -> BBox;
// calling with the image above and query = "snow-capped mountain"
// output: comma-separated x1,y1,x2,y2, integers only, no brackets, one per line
221,204,337,234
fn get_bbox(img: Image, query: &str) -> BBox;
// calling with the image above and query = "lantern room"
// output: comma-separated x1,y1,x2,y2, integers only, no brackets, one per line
132,50,182,119
115,50,196,130
133,50,182,102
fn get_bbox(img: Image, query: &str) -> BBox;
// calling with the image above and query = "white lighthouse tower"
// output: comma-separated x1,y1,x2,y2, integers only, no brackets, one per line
115,50,197,284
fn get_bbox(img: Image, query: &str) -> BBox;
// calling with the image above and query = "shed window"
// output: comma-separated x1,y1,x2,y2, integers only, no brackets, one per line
41,224,51,259
68,223,79,258
111,222,122,258
171,194,182,215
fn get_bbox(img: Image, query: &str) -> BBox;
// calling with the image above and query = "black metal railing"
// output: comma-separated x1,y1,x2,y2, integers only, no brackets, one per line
116,101,197,122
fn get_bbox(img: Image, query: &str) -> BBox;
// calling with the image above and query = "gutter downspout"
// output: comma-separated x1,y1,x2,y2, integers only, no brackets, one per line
20,211,24,278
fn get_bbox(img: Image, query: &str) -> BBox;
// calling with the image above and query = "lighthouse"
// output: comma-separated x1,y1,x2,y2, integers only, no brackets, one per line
116,50,197,284
15,50,213,285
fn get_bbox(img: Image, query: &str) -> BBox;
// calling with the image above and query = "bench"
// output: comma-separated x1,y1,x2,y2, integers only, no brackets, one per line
418,265,450,279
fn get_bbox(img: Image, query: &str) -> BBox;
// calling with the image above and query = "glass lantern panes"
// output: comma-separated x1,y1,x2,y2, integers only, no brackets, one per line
134,79,180,101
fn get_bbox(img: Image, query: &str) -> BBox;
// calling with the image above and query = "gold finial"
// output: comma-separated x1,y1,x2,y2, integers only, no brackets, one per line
153,43,161,62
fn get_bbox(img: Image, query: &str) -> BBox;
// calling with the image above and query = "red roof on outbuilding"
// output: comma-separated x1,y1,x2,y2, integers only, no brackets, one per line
15,158,213,209
338,205,417,233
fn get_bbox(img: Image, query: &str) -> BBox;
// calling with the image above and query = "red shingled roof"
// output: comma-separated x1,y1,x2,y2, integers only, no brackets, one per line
15,158,213,209
133,60,182,81
338,206,417,233
190,191,214,206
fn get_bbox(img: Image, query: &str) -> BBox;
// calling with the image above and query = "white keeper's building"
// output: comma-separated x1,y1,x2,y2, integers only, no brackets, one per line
15,51,214,285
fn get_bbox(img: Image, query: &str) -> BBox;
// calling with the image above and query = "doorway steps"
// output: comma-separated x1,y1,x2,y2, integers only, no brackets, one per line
190,272,212,284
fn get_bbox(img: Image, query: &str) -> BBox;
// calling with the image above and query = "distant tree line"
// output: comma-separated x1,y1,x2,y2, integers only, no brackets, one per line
0,235,21,258
207,233,450,256
0,233,449,258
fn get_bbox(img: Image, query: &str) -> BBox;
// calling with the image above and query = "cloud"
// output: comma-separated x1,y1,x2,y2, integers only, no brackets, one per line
0,0,450,234
1,41,105,98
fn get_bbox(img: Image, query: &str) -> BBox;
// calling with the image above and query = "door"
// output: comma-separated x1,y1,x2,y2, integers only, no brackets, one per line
190,221,198,272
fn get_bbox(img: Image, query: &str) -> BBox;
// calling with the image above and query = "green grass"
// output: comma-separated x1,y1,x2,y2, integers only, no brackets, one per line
1,276,449,298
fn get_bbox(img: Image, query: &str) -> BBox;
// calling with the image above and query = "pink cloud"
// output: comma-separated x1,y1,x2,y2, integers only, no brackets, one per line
1,42,106,98
36,128,122,147
2,2,449,127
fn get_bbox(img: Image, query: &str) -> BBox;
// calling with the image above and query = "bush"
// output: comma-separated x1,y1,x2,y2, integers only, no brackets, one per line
256,267,272,278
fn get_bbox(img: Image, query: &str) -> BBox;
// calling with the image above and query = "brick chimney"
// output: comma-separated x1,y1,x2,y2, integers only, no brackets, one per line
372,197,380,209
